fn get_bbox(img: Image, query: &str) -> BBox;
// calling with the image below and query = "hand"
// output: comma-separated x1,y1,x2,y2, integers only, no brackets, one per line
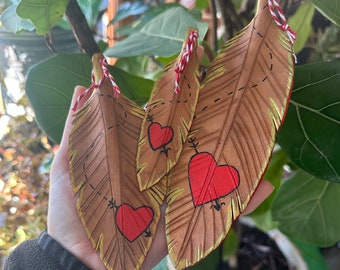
47,86,273,270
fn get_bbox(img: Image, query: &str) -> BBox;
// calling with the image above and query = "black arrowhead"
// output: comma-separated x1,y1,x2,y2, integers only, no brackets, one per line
210,199,225,211
145,230,151,237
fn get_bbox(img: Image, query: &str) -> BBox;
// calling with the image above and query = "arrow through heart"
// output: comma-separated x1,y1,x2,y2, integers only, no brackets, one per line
148,122,174,150
116,204,154,242
188,152,240,207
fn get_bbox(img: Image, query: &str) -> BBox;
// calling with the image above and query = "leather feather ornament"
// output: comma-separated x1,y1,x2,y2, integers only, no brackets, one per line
137,29,201,191
165,0,295,268
68,54,164,270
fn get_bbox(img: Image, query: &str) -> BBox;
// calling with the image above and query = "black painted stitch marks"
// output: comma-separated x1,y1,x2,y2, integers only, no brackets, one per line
195,23,274,115
97,92,129,128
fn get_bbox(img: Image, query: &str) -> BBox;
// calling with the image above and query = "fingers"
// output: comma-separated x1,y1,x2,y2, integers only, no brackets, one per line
242,180,274,215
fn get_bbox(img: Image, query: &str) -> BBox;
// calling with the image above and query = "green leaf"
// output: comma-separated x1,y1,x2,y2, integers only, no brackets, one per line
272,169,340,247
277,61,340,182
115,4,202,37
310,0,340,27
26,54,153,143
105,7,208,58
115,55,158,79
288,2,315,54
107,66,153,106
112,1,149,23
25,54,92,143
16,0,70,34
292,239,329,270
0,4,35,33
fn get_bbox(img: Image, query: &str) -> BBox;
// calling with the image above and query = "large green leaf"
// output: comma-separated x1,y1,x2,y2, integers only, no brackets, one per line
277,61,340,182
16,0,70,34
106,66,153,106
115,3,185,37
26,54,153,143
26,54,92,143
288,2,314,54
105,7,208,58
272,169,340,247
310,0,340,26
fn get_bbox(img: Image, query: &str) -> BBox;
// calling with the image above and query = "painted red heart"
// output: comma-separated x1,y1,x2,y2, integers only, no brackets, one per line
116,204,154,242
148,122,174,150
188,152,239,206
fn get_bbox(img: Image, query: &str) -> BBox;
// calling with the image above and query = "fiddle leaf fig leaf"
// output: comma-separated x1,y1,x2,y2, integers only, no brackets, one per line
16,0,70,34
272,169,340,247
25,54,153,143
25,54,92,143
277,61,340,182
105,7,208,58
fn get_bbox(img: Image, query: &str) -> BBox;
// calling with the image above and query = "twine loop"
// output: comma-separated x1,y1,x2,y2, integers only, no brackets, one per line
268,0,297,44
174,29,199,94
72,56,121,111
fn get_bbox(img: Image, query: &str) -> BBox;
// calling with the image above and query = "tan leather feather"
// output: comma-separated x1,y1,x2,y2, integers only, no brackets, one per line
68,54,163,270
166,0,294,268
137,29,201,191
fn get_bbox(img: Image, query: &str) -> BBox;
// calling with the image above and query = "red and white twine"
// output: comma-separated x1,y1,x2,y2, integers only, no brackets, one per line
72,56,121,111
174,29,199,94
268,0,297,44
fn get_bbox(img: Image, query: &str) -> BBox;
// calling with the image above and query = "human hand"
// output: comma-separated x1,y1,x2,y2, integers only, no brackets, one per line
47,86,273,270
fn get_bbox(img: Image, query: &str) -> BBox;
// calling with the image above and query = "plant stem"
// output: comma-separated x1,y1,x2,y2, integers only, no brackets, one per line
65,0,101,56
209,0,218,52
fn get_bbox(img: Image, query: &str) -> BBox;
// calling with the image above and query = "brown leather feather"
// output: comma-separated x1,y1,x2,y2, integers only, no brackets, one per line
68,54,164,270
166,0,294,268
137,29,201,191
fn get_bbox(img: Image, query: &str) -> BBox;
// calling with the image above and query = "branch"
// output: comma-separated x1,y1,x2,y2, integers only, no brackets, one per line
209,0,218,52
65,0,101,56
